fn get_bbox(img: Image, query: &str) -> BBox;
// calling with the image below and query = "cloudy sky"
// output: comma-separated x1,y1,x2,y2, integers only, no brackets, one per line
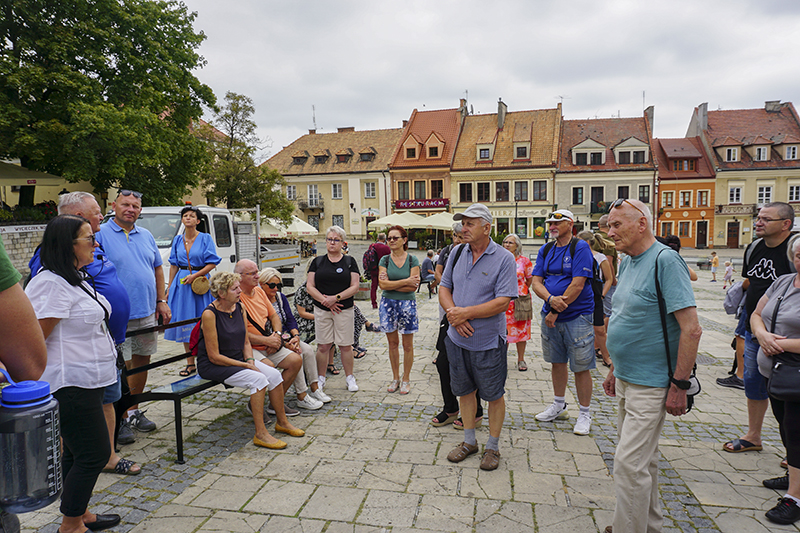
181,0,800,161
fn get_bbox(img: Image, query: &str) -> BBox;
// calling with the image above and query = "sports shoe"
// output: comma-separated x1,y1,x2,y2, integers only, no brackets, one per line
267,403,299,417
129,410,156,432
765,497,800,525
763,474,790,490
309,388,331,403
245,400,271,423
117,419,136,444
296,394,323,410
536,402,569,422
573,412,592,435
716,375,745,390
346,374,359,392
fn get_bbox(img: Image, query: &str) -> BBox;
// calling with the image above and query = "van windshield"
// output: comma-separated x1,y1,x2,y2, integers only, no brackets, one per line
110,213,182,249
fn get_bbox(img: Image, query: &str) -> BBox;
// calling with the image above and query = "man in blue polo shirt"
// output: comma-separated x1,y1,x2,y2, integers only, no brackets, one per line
531,209,596,436
440,203,517,471
98,190,171,441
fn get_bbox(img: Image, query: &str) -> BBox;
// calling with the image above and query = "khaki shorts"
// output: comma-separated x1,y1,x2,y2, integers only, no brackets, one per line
121,314,158,361
314,306,355,346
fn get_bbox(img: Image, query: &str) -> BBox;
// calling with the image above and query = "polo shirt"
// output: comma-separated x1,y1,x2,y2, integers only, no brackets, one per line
97,218,162,320
239,286,276,351
440,241,518,350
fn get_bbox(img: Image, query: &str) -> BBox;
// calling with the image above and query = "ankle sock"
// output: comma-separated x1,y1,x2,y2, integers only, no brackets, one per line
554,396,566,409
464,428,477,446
579,405,591,416
486,436,499,451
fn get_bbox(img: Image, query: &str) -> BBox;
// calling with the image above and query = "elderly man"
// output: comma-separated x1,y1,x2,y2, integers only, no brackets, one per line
29,192,139,472
235,260,326,413
531,209,596,435
439,204,517,470
602,199,701,533
98,190,170,442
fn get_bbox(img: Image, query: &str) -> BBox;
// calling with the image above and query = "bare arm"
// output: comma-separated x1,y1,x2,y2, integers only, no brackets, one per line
378,264,420,292
202,309,255,369
665,306,702,416
154,265,171,323
0,283,47,383
599,260,613,298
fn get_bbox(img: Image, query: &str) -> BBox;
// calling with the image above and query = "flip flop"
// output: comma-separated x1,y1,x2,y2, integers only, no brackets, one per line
723,438,762,453
102,457,141,475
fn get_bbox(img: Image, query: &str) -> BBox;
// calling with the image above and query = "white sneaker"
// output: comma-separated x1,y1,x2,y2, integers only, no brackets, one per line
536,402,569,422
296,394,323,410
573,412,592,435
346,374,359,392
309,388,331,403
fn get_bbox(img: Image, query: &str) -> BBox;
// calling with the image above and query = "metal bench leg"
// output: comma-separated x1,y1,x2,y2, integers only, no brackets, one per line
173,398,185,464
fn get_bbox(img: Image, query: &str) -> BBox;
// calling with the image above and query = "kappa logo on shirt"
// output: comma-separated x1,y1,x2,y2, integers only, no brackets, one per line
747,258,778,282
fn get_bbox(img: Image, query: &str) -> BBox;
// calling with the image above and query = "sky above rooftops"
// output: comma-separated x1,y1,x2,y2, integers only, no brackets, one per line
181,0,800,163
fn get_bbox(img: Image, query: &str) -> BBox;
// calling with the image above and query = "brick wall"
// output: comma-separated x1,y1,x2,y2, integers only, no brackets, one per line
0,226,46,279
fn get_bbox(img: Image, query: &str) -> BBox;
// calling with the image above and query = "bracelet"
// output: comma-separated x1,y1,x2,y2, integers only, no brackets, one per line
546,295,551,304
245,357,255,362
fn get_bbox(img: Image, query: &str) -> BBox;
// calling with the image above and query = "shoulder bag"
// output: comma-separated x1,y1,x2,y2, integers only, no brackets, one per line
184,235,209,295
765,277,800,402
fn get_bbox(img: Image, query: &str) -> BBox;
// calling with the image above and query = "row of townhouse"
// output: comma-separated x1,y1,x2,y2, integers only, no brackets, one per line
266,99,800,248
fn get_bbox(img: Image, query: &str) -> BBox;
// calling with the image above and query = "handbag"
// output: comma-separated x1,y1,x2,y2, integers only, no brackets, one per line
513,292,533,321
184,237,210,295
765,278,800,402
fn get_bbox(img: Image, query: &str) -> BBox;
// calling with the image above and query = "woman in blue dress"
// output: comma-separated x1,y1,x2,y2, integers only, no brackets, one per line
165,206,221,375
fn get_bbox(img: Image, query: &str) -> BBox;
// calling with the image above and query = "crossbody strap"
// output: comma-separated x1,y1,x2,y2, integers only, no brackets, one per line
653,249,674,379
769,277,795,334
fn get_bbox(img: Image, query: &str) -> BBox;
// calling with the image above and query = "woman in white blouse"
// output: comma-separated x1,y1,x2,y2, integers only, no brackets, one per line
26,215,120,533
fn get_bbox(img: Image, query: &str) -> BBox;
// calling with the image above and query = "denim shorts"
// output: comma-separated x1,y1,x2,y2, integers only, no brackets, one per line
445,335,507,402
379,298,419,334
735,307,748,338
102,367,122,405
603,284,616,318
540,313,596,372
743,330,769,401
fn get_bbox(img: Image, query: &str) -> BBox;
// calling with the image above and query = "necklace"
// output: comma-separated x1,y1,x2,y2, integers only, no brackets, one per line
214,301,235,318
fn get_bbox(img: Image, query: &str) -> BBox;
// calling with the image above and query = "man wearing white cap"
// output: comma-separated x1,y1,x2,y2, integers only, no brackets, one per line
531,209,596,435
439,204,517,470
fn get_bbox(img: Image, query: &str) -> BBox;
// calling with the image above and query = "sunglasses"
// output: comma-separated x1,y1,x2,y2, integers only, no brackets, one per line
547,213,570,221
386,236,403,241
118,189,143,199
611,198,647,218
263,282,283,289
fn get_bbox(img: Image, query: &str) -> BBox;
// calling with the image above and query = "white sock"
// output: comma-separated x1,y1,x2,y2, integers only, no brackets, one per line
318,376,325,388
579,405,591,416
554,396,566,408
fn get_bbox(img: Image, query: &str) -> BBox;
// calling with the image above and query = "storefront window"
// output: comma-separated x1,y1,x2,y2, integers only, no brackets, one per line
496,218,509,236
515,217,528,237
532,217,545,239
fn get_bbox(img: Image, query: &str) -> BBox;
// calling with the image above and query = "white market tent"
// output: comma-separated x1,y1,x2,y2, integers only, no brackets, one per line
278,215,318,237
406,211,455,231
366,211,425,229
259,219,286,238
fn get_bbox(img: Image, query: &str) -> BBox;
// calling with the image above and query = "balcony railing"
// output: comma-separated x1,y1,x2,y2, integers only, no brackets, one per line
296,195,324,210
590,201,607,214
714,204,757,215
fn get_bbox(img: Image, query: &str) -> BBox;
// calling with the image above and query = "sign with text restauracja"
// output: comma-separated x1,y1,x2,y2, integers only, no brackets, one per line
394,198,449,209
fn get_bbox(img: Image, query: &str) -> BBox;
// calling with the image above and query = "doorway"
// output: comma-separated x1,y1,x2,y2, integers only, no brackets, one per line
726,221,740,249
696,221,708,249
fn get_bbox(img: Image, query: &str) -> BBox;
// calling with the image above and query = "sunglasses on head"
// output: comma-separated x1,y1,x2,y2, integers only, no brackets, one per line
611,198,647,218
118,189,143,199
264,282,282,289
547,213,569,220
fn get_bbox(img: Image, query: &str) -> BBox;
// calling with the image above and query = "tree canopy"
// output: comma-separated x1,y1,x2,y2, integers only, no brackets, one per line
196,91,294,221
0,0,216,204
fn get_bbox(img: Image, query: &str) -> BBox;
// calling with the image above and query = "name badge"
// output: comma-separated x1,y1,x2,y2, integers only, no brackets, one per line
336,268,343,273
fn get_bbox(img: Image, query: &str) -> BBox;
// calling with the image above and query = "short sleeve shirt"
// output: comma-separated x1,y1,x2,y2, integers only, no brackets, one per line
239,286,276,351
0,237,21,291
743,236,794,331
308,254,360,309
532,239,595,321
757,274,800,378
379,253,420,300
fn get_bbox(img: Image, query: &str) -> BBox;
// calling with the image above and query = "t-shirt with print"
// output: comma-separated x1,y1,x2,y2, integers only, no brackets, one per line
742,235,793,332
308,254,360,309
379,253,420,301
532,238,594,322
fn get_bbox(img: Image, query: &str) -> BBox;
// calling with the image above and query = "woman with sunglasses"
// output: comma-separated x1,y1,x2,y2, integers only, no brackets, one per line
165,206,221,377
378,225,420,394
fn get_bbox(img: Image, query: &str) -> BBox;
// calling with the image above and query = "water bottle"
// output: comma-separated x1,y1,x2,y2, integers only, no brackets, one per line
0,369,61,514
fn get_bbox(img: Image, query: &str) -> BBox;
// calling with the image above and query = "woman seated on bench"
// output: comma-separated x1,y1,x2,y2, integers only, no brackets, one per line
197,271,305,450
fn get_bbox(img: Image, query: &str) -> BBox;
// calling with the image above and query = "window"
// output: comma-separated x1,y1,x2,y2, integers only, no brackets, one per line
431,180,444,199
398,181,410,200
726,147,738,162
336,154,350,163
638,185,650,203
514,182,528,201
590,152,603,165
758,186,773,204
364,182,376,199
755,147,768,161
786,146,798,160
331,214,344,228
314,155,327,164
617,186,629,199
286,185,296,200
292,156,307,165
414,181,426,199
459,183,473,203
213,215,232,248
308,185,319,207
516,146,528,159
479,148,491,160
331,183,342,200
477,182,490,202
729,186,741,204
496,182,509,202
697,190,709,207
633,151,645,164
680,191,691,207
360,152,374,162
572,187,584,205
679,221,690,238
661,222,673,237
673,160,695,171
790,185,800,202
575,153,588,166
533,181,547,201
618,151,631,164
428,146,438,158
662,191,674,208
406,147,416,159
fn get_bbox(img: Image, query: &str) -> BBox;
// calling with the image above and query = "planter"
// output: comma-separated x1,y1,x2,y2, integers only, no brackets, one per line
354,281,371,300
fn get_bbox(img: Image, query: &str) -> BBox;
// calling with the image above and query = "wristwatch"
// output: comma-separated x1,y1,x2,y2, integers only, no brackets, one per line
670,377,691,390
157,300,167,303
336,294,341,301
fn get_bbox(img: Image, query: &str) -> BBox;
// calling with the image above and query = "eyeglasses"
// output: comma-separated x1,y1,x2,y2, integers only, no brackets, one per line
755,216,788,224
74,234,97,245
118,189,143,199
547,213,570,221
326,237,342,243
611,198,647,218
386,236,403,241
263,282,283,289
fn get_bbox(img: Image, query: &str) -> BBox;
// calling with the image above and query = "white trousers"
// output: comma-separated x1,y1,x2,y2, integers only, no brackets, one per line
222,359,283,394
255,341,318,395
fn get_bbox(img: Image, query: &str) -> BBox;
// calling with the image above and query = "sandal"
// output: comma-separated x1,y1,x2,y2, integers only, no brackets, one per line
365,322,381,333
431,411,459,427
399,381,411,395
454,415,483,429
179,364,196,377
387,380,400,393
354,346,367,359
517,360,528,371
326,364,340,375
102,457,141,476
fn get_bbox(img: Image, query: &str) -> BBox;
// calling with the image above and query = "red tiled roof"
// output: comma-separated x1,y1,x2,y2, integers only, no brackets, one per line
658,138,702,159
389,108,462,169
751,135,773,145
712,136,743,147
558,116,654,172
652,138,715,180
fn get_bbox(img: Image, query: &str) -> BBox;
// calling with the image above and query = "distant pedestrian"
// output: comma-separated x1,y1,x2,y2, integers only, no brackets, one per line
723,261,734,289
711,251,719,281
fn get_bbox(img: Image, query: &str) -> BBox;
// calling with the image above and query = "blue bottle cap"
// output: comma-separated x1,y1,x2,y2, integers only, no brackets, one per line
0,369,52,408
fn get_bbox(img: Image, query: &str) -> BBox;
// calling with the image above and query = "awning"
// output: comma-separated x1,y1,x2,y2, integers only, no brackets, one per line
0,162,64,186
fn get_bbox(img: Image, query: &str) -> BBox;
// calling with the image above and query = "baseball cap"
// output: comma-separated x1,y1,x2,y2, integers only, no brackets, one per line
453,204,492,223
545,209,575,223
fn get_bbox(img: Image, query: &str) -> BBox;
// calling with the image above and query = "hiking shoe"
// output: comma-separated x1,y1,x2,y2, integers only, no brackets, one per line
766,497,800,525
346,374,359,392
573,412,592,435
117,419,135,444
296,394,323,410
129,410,156,432
309,388,331,403
536,402,569,422
763,474,790,490
716,375,744,390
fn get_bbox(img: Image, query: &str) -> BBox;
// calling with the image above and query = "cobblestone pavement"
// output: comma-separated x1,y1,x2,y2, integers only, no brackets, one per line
18,249,797,532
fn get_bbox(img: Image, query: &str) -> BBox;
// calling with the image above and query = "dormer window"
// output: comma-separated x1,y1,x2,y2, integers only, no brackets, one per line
406,147,416,159
573,138,607,166
479,148,490,159
726,147,738,162
590,152,603,165
618,151,631,164
576,153,587,166
292,156,307,165
402,135,421,161
755,147,768,161
633,150,645,163
360,153,374,162
516,146,527,159
786,146,798,160
613,138,648,165
424,132,444,160
337,154,351,163
672,160,696,171
429,146,438,158
315,155,328,164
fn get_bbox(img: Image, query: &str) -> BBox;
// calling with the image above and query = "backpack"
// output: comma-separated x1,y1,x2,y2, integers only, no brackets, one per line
362,244,378,276
188,319,202,358
723,281,746,315
539,238,603,300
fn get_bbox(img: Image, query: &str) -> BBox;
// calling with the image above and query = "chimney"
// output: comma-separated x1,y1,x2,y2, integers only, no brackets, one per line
765,100,782,112
644,105,654,132
308,129,316,135
497,98,508,129
402,120,408,128
459,98,467,109
337,127,355,133
699,102,708,131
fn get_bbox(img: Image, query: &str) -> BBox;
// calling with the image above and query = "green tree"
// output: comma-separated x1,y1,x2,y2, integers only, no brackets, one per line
196,92,293,221
0,0,216,204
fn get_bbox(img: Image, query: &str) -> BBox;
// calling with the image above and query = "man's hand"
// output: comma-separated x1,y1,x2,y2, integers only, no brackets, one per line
445,306,472,328
665,385,688,416
287,336,301,354
549,295,568,312
454,322,474,338
544,311,558,328
603,372,616,397
263,333,282,354
156,301,171,324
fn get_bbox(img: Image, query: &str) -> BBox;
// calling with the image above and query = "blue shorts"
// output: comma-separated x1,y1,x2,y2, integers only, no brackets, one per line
379,298,419,334
603,284,616,318
445,335,507,402
743,330,768,401
735,307,748,338
540,313,596,372
102,367,122,405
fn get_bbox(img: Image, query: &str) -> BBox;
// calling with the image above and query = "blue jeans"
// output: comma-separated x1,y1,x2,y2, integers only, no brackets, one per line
743,330,768,400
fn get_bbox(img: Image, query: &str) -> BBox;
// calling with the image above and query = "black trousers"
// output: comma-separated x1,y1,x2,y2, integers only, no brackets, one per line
53,387,109,518
435,342,482,416
770,395,800,469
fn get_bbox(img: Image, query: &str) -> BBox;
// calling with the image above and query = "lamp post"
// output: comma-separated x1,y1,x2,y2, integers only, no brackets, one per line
514,194,520,235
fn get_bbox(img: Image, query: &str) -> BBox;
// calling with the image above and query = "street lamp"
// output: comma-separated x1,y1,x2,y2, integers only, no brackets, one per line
514,194,520,235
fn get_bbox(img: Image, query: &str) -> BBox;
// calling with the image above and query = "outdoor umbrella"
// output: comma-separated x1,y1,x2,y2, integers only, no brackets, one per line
367,211,425,229
406,211,455,231
279,215,319,237
259,219,287,238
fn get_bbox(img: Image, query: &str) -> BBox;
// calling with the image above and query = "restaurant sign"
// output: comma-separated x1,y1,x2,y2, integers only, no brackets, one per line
394,198,449,209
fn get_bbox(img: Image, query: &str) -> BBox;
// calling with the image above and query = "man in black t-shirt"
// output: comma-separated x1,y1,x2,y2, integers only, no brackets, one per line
723,202,795,459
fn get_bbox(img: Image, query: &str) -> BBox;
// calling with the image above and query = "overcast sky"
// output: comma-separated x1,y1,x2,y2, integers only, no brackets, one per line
181,0,800,161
